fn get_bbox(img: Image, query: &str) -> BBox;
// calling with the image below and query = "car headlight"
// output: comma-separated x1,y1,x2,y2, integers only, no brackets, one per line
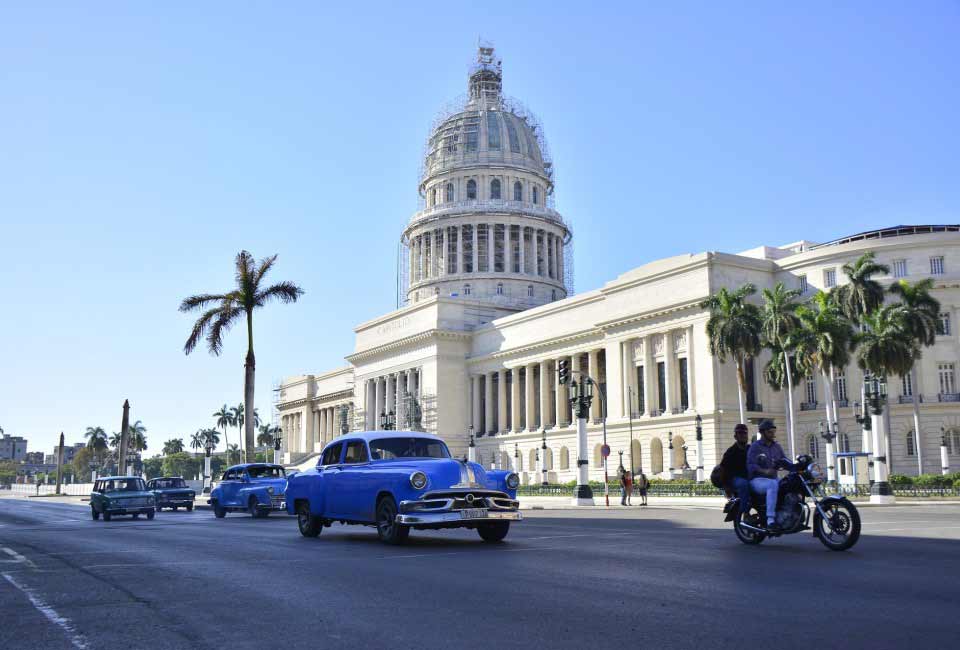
267,487,274,495
505,473,520,490
409,471,428,490
808,463,825,482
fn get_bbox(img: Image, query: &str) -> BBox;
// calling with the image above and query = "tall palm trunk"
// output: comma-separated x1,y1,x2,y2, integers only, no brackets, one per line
244,312,256,464
910,365,923,474
783,350,797,458
734,356,747,428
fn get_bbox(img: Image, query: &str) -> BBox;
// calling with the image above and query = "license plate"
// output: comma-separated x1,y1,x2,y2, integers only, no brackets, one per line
461,508,488,519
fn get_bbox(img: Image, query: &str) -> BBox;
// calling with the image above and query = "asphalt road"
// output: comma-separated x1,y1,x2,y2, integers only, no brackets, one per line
1,497,959,650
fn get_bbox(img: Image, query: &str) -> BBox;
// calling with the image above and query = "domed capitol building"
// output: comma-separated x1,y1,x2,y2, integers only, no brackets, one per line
276,46,960,483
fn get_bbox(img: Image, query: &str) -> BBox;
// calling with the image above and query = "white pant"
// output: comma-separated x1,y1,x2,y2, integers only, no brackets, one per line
750,477,779,523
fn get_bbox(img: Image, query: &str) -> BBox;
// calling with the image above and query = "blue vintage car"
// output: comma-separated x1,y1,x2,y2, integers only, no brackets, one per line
284,431,522,544
209,463,288,518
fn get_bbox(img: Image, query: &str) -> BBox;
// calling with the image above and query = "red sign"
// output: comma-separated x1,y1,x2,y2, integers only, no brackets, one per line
600,444,611,458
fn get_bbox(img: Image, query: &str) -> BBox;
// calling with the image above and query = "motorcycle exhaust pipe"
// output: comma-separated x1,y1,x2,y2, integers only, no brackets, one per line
738,522,767,534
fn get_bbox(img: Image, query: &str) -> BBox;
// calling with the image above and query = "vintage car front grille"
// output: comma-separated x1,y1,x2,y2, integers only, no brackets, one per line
421,489,510,501
270,495,285,509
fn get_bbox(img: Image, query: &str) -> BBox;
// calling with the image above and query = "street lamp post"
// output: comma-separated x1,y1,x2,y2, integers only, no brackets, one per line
380,410,396,431
541,429,548,486
89,461,97,484
865,374,895,504
273,435,282,466
569,378,595,506
819,421,838,486
628,386,635,474
668,432,674,476
853,401,874,484
513,442,519,475
695,414,704,483
941,427,950,476
203,438,213,493
468,433,476,463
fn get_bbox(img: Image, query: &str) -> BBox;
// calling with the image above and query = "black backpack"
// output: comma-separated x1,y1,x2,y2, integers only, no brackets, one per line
709,465,725,489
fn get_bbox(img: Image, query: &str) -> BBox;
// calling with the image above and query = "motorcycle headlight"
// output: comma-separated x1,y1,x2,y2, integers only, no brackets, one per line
409,471,428,490
267,487,274,495
808,463,825,482
505,472,520,490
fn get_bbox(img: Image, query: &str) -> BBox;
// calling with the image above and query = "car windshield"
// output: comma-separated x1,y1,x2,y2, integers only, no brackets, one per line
246,466,285,479
369,437,451,460
153,478,186,488
103,479,146,492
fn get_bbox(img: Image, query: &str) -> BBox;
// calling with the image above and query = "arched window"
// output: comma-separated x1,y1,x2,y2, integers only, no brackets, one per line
948,429,960,455
593,443,604,468
463,284,471,296
906,432,916,456
672,435,687,469
807,435,819,459
445,183,454,202
532,186,539,204
513,181,523,202
529,448,538,471
490,178,501,200
544,447,553,471
559,446,570,470
650,438,664,474
467,179,477,200
527,285,534,297
431,187,437,206
631,439,642,473
496,283,504,295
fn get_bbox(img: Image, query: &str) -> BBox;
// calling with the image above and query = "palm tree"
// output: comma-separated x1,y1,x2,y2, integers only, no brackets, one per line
213,404,233,456
202,428,221,452
180,251,304,463
889,278,941,472
109,431,122,451
257,423,279,449
128,420,147,449
761,282,803,456
85,426,108,468
226,443,241,465
190,430,205,458
835,252,891,323
163,439,184,455
700,284,763,424
232,403,245,458
796,291,854,430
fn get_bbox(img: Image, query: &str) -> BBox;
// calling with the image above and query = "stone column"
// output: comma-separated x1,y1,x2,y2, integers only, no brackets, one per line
386,374,396,420
471,227,478,274
395,370,406,430
367,379,376,429
498,369,508,434
643,335,654,416
525,363,537,431
555,357,567,426
375,377,385,430
471,375,482,436
604,340,623,420
621,340,633,417
455,225,462,275
511,367,522,432
417,236,424,283
488,223,496,274
686,324,695,411
484,372,495,435
540,360,552,428
588,349,601,421
519,227,526,274
663,331,674,414
318,410,326,448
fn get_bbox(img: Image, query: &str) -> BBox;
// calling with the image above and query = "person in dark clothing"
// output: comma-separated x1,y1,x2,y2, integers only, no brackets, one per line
720,423,751,511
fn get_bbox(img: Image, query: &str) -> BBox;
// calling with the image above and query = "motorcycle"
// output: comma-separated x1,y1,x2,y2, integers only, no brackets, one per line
724,454,861,551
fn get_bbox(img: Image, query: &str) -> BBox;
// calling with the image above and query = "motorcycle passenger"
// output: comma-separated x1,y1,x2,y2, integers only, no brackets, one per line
720,424,751,510
747,419,787,532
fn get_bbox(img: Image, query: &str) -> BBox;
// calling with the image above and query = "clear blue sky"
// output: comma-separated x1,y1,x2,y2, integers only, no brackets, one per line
2,3,957,455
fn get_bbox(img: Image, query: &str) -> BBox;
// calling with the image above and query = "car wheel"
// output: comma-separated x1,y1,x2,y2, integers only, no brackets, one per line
296,503,323,538
91,506,100,520
248,497,262,518
146,509,155,520
212,500,226,518
477,521,510,543
132,513,139,520
103,512,112,522
186,503,193,512
155,506,162,512
376,496,409,545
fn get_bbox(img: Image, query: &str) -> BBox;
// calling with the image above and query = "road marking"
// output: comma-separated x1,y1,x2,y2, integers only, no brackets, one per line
867,525,960,533
2,572,89,649
1,547,37,569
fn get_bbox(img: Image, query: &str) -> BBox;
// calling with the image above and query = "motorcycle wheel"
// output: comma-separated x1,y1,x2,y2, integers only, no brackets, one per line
814,498,861,551
734,508,766,545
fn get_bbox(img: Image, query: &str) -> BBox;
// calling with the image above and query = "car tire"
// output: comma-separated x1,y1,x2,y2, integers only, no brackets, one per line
375,496,409,545
248,497,262,518
186,503,193,512
212,500,226,518
91,506,100,520
103,512,112,522
155,506,162,512
132,513,139,520
477,521,510,543
172,506,178,511
146,509,155,520
296,503,323,538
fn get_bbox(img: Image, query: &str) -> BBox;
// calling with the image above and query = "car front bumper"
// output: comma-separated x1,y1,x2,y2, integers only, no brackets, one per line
157,498,194,506
395,510,522,526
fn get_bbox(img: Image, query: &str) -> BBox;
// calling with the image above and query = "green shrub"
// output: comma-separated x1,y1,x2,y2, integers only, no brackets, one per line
888,473,914,486
914,474,952,488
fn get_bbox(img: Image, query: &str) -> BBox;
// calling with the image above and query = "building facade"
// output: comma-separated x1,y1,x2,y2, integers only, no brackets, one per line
0,434,27,462
277,47,960,482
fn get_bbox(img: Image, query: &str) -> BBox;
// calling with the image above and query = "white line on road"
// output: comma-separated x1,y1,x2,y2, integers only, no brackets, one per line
2,572,89,649
2,547,37,569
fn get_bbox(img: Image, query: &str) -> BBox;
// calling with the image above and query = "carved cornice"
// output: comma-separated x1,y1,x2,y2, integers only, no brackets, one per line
346,328,471,364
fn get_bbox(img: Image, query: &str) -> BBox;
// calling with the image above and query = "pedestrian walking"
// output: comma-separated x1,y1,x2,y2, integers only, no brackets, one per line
624,470,633,505
617,465,627,506
636,470,649,506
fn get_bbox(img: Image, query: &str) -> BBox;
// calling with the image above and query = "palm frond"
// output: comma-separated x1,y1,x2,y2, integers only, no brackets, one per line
256,281,304,306
179,293,230,313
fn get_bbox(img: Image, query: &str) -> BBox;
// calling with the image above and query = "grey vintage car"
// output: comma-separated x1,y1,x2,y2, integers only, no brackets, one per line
90,476,156,521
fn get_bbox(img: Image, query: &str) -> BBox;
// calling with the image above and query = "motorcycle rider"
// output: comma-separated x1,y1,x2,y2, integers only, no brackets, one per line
747,419,788,532
720,423,751,510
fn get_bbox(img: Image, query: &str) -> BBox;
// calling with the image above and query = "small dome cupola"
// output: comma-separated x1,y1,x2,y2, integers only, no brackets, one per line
468,45,502,106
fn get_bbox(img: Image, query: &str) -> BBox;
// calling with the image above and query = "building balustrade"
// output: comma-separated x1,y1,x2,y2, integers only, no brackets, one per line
836,399,849,408
409,199,567,230
938,393,960,402
898,394,923,404
800,402,818,411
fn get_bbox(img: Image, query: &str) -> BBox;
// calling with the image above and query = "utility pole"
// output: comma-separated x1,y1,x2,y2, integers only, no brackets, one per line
118,399,130,475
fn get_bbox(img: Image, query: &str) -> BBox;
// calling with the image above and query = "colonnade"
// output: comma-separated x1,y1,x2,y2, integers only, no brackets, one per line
410,223,564,284
363,368,422,431
620,326,696,418
280,403,353,456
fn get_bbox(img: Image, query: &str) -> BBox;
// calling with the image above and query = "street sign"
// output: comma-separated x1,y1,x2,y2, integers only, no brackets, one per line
600,444,610,458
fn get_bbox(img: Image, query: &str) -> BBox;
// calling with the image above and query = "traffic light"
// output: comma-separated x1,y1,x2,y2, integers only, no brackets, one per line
558,359,569,385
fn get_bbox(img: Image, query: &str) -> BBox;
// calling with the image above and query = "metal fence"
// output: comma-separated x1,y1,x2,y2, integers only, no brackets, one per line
516,483,960,498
